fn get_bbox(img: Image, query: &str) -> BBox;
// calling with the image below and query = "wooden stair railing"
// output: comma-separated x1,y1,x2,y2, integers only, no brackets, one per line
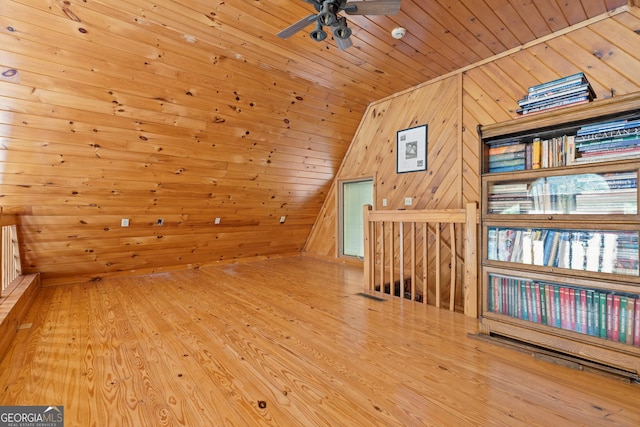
363,203,479,317
1,221,22,297
0,211,40,363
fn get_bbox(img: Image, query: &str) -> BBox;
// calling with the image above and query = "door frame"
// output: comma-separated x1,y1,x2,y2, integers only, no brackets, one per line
337,176,375,259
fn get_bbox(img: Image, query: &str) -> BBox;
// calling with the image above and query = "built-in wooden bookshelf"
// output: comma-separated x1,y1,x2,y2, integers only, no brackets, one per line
478,92,640,376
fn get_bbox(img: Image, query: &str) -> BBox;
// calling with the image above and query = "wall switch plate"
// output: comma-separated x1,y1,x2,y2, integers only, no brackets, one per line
404,197,413,206
121,218,129,227
382,198,388,207
214,217,221,224
280,215,286,223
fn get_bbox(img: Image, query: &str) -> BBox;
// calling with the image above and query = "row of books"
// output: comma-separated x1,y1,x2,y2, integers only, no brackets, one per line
485,118,640,173
516,72,596,116
574,187,637,214
487,275,640,346
487,227,639,275
486,143,527,172
573,118,640,163
487,136,576,172
487,173,638,215
487,182,530,214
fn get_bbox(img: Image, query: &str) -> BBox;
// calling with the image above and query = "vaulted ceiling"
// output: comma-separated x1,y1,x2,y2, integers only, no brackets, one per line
0,0,632,283
228,0,630,96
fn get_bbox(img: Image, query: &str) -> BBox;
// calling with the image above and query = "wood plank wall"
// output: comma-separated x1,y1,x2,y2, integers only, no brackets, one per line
304,7,640,309
304,76,464,306
2,2,640,288
0,0,368,286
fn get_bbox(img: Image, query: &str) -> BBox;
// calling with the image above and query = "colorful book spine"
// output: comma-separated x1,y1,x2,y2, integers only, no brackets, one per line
488,158,527,168
586,290,596,336
612,295,621,342
569,288,577,332
606,294,614,340
488,164,526,173
620,296,628,343
560,287,568,329
485,275,640,348
599,292,607,338
554,286,562,328
633,298,640,347
488,143,526,155
540,283,548,325
625,297,634,345
534,282,542,324
580,289,587,334
489,151,527,162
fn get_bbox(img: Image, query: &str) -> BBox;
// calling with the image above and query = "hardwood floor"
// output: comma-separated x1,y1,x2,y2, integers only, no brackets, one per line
0,256,638,426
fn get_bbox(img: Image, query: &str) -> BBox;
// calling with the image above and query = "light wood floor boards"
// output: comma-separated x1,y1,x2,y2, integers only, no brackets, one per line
0,256,638,426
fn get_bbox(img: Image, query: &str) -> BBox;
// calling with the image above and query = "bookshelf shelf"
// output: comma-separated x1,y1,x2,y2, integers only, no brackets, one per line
479,92,640,375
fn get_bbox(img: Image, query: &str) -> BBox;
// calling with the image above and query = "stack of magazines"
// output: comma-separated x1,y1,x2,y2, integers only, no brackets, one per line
517,72,596,116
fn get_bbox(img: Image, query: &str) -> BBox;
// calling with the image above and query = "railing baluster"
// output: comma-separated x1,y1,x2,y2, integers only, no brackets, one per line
449,222,456,311
380,221,385,294
410,221,416,302
435,223,441,308
389,222,394,296
363,205,372,291
423,222,428,304
399,221,404,299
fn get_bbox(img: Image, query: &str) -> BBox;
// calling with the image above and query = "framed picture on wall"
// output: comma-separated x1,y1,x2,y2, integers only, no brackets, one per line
396,124,427,173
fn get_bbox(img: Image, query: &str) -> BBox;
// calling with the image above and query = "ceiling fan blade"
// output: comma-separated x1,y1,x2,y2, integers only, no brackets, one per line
343,0,401,15
277,14,317,39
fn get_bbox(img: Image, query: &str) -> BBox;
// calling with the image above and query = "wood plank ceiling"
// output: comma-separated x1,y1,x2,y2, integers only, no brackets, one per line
0,0,630,284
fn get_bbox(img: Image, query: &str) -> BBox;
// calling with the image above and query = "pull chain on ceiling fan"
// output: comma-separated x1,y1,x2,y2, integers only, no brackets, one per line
277,0,401,50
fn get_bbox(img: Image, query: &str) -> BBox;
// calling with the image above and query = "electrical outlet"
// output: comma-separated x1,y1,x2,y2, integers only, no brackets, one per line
280,215,286,223
121,218,129,227
382,198,388,207
404,197,413,206
214,217,221,224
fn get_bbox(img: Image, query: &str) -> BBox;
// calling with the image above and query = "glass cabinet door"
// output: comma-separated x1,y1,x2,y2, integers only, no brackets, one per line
486,170,637,215
486,272,640,348
486,227,639,276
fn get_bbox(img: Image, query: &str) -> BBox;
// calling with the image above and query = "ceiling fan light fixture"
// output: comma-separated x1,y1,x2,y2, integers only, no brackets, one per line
310,22,328,42
333,17,352,40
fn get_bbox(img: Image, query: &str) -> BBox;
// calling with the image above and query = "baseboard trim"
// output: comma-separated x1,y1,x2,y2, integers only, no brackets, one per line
469,332,640,384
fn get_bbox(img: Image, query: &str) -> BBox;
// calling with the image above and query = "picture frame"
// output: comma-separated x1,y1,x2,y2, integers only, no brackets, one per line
396,124,428,173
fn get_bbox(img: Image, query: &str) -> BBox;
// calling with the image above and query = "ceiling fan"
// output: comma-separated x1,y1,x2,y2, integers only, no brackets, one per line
277,0,401,50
